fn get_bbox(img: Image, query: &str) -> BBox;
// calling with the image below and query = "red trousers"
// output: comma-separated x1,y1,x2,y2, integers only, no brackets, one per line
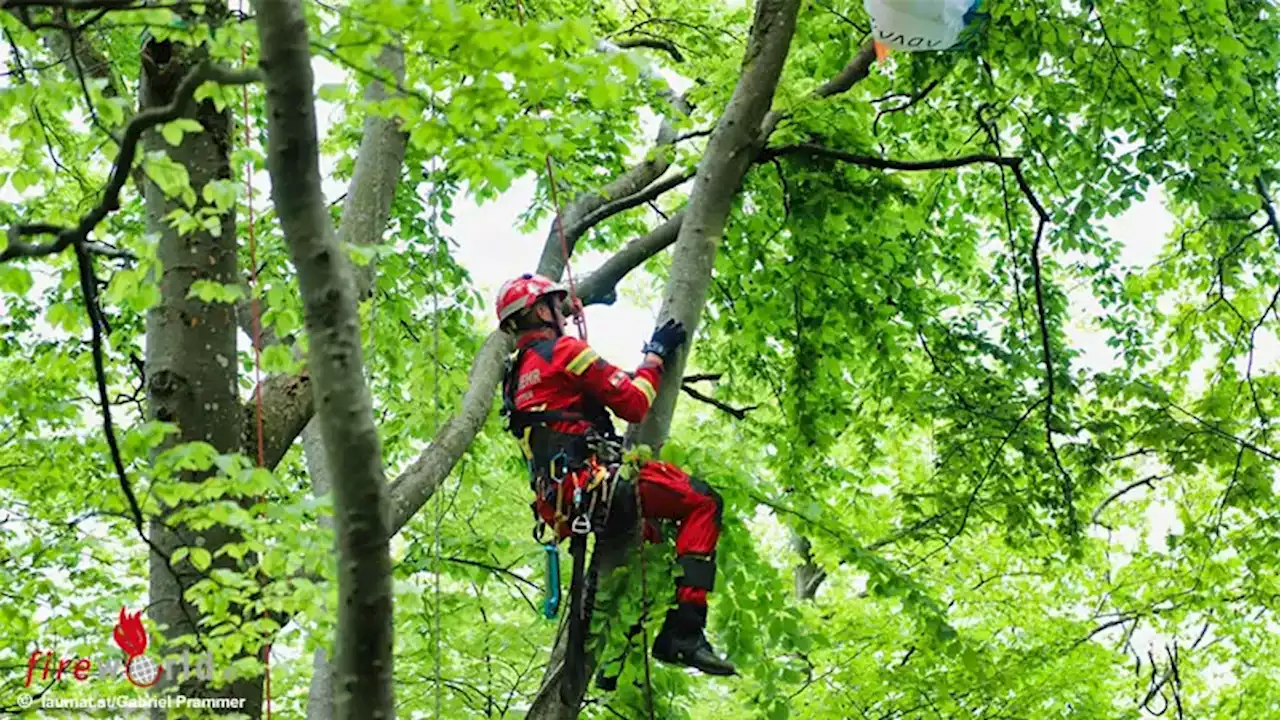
535,460,722,605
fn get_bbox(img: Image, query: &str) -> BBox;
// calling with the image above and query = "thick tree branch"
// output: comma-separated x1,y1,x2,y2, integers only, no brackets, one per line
2,61,261,263
576,212,684,306
248,371,313,470
384,331,508,536
613,35,684,63
563,168,695,246
295,45,409,720
629,0,828,451
761,143,1023,172
814,40,876,99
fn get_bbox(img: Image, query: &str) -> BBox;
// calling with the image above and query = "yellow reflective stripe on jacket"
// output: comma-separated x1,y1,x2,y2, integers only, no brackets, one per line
566,348,599,375
634,377,656,404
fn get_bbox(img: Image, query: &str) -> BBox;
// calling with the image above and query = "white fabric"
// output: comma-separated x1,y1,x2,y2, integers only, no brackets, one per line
863,0,973,51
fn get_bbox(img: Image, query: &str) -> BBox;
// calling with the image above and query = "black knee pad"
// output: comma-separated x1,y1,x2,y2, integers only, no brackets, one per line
677,553,717,592
689,476,724,528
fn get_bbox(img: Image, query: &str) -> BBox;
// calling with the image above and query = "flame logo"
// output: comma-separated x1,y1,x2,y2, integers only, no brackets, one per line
112,607,162,688
112,607,148,656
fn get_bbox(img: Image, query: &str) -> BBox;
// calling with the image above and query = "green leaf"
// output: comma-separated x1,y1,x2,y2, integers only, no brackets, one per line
189,547,211,571
188,280,246,304
0,265,33,295
261,343,300,374
161,118,204,146
46,302,82,332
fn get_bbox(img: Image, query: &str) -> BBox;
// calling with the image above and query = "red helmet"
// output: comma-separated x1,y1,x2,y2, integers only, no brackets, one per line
496,273,568,324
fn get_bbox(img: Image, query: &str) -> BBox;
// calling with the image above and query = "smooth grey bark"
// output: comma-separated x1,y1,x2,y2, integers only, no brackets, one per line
302,43,408,720
306,646,337,720
140,21,264,719
631,0,803,450
527,1,803,716
303,423,336,720
245,369,312,467
255,0,394,716
576,211,684,306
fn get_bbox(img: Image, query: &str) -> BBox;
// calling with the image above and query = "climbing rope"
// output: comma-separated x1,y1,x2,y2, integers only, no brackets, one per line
239,15,272,717
543,155,588,341
513,0,588,342
635,482,655,720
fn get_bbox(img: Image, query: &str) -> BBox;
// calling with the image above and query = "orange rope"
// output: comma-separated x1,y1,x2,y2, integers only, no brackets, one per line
542,155,587,341
514,0,587,341
240,39,272,720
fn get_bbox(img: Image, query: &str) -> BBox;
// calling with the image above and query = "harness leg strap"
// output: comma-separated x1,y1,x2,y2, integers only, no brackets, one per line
677,553,716,592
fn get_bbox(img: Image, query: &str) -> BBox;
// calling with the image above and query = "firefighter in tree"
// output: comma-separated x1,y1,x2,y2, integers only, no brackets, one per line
497,273,736,676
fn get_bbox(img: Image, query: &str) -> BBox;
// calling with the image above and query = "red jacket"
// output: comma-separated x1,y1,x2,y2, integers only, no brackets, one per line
506,330,663,436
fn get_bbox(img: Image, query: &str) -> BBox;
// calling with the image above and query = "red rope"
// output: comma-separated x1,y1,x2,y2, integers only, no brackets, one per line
240,42,272,720
542,154,588,341
512,0,587,340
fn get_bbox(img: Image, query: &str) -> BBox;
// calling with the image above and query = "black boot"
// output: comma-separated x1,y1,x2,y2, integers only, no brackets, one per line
652,602,736,676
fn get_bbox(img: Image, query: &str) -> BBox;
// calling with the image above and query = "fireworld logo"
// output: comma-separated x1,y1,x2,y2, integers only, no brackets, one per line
113,607,162,687
24,607,215,689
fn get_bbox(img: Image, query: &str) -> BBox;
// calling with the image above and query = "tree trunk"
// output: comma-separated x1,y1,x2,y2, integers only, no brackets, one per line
296,43,407,720
630,0,803,449
141,22,266,717
254,0,395,715
303,423,336,720
527,0,802,716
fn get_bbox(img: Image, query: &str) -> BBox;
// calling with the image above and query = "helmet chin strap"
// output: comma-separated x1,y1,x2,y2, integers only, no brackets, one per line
535,297,567,336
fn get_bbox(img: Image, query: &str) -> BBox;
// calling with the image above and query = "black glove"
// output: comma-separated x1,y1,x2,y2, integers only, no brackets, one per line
642,319,687,364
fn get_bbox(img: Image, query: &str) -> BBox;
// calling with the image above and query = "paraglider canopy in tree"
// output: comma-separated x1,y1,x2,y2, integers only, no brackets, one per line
865,0,988,59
